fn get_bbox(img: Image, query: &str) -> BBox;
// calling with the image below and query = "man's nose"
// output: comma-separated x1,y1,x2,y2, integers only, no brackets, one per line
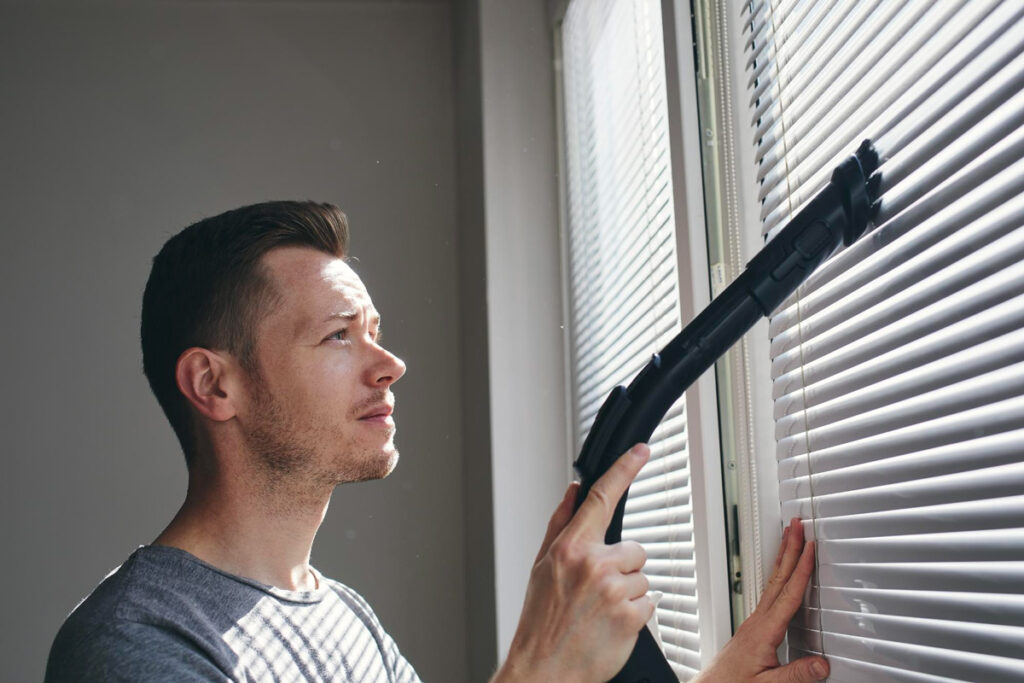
372,347,406,386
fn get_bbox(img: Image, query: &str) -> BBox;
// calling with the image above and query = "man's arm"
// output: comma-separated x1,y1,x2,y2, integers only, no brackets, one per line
45,619,230,683
494,444,829,683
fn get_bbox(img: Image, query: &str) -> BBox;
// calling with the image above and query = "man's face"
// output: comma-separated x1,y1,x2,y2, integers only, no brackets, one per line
239,246,406,485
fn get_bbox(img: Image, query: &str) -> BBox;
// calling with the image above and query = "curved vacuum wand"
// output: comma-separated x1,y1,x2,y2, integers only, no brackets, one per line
572,141,880,683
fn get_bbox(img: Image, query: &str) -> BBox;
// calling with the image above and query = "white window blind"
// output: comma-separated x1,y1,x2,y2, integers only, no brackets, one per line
561,0,699,678
741,0,1024,680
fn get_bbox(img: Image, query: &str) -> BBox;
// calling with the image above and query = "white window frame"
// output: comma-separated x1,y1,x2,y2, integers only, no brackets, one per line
661,0,735,659
689,0,786,623
549,0,734,666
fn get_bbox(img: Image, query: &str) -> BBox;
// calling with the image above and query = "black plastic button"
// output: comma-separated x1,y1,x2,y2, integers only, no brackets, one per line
794,220,831,258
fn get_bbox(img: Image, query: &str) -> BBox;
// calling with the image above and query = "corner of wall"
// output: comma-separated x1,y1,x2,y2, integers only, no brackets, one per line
453,0,499,679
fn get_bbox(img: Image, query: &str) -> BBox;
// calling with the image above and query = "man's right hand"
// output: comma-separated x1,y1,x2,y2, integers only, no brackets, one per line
493,443,654,683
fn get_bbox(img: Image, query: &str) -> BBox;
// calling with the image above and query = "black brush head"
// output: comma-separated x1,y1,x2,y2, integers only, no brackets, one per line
856,138,880,178
857,139,883,223
831,146,871,246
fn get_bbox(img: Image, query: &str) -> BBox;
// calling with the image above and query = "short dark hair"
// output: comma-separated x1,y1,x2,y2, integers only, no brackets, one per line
141,200,349,465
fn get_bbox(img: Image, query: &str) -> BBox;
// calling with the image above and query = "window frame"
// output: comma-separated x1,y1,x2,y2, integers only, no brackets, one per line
690,0,791,624
550,0,735,666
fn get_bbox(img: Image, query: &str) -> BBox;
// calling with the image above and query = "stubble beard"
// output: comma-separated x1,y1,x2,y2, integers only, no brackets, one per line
245,380,399,494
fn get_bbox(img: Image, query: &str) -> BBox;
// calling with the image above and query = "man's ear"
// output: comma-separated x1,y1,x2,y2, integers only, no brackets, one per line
175,347,240,423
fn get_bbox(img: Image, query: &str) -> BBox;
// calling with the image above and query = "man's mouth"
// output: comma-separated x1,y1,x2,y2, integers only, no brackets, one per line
358,403,394,424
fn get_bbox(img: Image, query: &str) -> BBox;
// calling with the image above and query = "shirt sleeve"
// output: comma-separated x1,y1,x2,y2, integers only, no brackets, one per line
45,619,232,683
333,584,422,683
377,622,422,683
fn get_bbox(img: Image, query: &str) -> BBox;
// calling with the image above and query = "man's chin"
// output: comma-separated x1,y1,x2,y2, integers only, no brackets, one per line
339,447,399,484
379,448,399,478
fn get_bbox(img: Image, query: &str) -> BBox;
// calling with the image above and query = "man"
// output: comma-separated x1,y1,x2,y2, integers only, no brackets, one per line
46,201,829,682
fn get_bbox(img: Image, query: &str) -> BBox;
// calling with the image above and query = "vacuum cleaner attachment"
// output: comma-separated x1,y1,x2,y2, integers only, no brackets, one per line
572,140,880,683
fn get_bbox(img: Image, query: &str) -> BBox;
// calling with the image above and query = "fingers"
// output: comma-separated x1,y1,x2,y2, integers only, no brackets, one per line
773,524,791,572
759,655,829,683
535,482,580,563
758,518,805,614
753,519,818,648
629,591,657,627
569,542,648,601
618,569,651,602
570,443,650,538
767,540,816,629
610,541,646,573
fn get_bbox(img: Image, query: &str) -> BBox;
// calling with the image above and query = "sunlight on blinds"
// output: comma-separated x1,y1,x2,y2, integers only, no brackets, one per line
562,0,697,677
742,0,1024,680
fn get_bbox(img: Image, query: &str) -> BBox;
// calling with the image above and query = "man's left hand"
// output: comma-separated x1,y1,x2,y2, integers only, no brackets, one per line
693,517,829,683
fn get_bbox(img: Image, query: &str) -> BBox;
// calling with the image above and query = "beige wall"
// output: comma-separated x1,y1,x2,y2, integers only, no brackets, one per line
0,1,476,680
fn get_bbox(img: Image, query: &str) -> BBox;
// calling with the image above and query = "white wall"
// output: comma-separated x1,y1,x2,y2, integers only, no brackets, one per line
0,1,472,680
477,0,571,658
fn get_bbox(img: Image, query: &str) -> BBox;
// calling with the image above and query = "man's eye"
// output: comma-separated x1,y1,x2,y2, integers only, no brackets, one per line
327,329,348,342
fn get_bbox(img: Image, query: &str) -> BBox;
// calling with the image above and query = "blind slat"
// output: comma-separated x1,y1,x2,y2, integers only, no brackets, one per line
788,626,1024,681
779,312,1024,419
776,405,1024,479
771,257,1024,380
775,338,1024,438
801,378,1019,457
792,607,1024,660
814,529,1024,565
778,430,1024,494
781,460,1024,520
776,360,1024,456
812,586,1024,628
797,496,1024,541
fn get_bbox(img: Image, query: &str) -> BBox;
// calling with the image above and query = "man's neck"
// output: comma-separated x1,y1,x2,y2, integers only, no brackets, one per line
154,456,331,592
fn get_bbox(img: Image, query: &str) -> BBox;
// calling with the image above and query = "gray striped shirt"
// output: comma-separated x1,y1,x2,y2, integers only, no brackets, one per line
46,545,421,682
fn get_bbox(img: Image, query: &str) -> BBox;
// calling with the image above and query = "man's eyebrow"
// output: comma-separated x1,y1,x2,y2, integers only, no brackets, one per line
323,311,359,323
319,310,381,326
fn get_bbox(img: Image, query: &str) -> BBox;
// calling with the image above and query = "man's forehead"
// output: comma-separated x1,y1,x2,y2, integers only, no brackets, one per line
261,246,376,323
320,259,370,302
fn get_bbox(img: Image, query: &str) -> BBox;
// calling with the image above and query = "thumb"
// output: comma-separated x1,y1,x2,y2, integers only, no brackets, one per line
534,482,579,563
760,656,829,683
570,443,650,537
